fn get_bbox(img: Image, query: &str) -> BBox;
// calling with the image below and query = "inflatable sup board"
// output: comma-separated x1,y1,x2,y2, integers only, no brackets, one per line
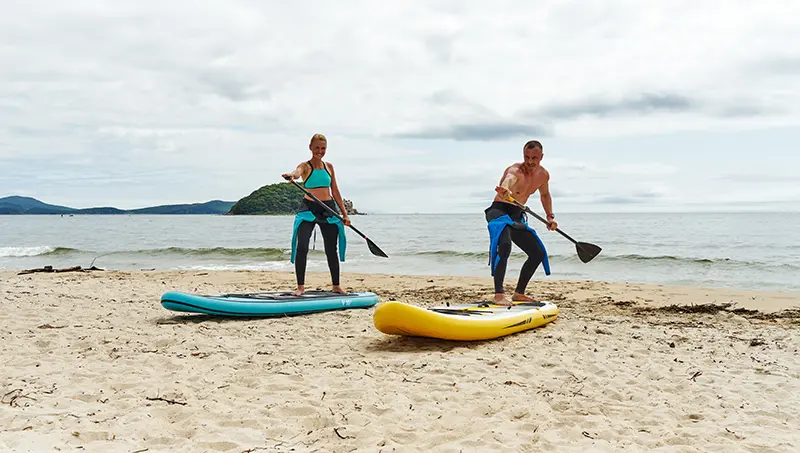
373,300,558,341
161,290,378,317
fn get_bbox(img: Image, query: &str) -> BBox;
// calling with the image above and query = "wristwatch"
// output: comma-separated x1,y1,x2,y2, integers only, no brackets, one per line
547,213,555,220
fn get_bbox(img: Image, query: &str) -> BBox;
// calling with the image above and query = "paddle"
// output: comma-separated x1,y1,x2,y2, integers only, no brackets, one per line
284,177,389,258
505,195,602,263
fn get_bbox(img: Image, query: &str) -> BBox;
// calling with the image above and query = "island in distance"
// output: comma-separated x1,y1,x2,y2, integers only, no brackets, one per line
1,183,362,215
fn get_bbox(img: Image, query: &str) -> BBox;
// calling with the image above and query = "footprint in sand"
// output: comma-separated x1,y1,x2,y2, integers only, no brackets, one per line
196,441,241,451
68,393,99,403
71,431,116,442
684,413,705,422
218,419,261,429
275,404,318,417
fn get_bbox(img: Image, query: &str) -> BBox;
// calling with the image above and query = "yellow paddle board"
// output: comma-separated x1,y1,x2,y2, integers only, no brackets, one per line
373,300,558,341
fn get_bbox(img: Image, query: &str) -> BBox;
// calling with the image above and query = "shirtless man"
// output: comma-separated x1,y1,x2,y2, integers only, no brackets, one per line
485,140,557,305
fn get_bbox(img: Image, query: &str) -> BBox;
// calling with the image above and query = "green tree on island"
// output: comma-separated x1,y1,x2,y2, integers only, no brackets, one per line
228,182,362,215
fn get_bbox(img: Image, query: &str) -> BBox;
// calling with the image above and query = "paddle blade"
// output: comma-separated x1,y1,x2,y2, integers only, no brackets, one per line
576,242,602,263
367,238,389,258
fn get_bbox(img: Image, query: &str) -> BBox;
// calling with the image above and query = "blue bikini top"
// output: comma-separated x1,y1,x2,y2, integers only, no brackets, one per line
304,161,331,189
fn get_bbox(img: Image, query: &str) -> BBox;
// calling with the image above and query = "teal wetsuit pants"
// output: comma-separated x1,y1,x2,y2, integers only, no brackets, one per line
292,198,344,286
485,201,549,294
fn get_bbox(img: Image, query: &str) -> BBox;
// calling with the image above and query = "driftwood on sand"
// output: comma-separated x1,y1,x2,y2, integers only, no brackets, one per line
17,265,104,275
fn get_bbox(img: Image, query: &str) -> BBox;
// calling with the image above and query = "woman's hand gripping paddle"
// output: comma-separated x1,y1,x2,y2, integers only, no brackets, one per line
285,177,389,258
505,195,602,263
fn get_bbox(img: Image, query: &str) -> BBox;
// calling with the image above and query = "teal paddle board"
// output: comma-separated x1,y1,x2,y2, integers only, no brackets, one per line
160,290,378,317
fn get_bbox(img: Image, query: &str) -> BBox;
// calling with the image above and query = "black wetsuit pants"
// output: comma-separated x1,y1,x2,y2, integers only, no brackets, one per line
295,199,341,286
485,201,545,295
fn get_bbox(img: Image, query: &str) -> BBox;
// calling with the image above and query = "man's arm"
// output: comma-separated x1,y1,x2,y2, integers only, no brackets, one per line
495,166,519,199
539,179,553,217
538,171,557,230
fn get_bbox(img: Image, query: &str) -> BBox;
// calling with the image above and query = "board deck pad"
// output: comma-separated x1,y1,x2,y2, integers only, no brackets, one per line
207,291,364,301
429,301,548,316
161,290,379,317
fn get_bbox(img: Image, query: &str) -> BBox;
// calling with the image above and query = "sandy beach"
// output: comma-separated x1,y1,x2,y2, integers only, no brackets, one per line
1,269,798,453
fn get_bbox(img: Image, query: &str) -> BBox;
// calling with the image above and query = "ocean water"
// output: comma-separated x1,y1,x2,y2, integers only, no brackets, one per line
1,213,798,292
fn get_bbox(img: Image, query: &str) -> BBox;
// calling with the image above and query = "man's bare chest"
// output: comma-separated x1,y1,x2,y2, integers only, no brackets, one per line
511,172,544,195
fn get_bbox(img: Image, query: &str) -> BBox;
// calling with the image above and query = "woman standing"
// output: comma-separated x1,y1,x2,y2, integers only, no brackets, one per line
282,133,351,296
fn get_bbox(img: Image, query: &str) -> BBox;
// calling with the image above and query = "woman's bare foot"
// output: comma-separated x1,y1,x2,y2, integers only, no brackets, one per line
493,293,513,306
292,285,305,296
332,285,347,294
511,292,538,302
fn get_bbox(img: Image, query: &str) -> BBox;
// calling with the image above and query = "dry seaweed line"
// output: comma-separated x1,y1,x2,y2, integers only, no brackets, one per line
145,396,187,406
18,265,104,275
2,389,37,407
333,427,353,440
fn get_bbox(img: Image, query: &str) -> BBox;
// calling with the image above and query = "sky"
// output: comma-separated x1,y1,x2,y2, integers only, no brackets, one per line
2,0,800,213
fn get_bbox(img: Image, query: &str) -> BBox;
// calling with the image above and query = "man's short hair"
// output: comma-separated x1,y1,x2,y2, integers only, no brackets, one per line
524,140,542,150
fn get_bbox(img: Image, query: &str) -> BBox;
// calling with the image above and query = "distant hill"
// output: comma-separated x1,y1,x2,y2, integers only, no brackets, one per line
0,196,235,215
0,196,75,214
129,200,237,215
228,182,362,215
228,182,304,215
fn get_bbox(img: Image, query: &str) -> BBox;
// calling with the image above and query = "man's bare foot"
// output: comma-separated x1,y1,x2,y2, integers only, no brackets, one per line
292,286,305,296
332,285,347,294
493,293,513,306
511,292,538,302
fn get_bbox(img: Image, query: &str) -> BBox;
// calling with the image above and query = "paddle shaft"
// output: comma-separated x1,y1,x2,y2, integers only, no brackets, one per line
286,179,371,241
507,197,581,246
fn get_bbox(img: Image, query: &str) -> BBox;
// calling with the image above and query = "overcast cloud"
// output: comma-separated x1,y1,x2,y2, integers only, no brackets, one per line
1,0,799,213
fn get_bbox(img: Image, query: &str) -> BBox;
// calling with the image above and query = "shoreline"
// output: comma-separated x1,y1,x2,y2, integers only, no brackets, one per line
4,269,800,314
3,262,799,296
2,270,798,452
